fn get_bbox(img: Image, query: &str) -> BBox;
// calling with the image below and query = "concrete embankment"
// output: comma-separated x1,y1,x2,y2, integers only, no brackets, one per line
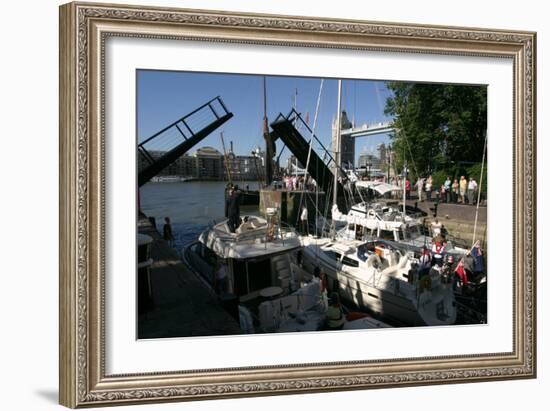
406,199,487,248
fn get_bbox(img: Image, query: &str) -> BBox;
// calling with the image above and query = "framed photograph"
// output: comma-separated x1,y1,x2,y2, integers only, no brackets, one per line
59,1,536,408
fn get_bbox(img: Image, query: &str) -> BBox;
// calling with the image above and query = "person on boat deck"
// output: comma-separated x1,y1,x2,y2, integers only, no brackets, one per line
470,240,484,278
442,254,455,284
357,244,368,262
418,246,432,279
226,186,241,233
432,239,446,267
431,218,442,238
325,292,345,330
313,266,328,292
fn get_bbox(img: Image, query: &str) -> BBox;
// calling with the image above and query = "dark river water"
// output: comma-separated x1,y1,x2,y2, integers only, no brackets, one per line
139,181,259,250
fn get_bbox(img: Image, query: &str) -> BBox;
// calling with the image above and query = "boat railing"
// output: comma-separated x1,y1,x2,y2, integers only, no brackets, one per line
231,221,298,245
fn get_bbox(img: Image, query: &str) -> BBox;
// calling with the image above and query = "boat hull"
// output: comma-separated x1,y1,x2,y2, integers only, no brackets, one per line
301,241,456,327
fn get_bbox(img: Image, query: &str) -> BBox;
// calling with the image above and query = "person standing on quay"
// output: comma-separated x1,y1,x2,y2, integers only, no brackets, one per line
416,177,424,202
467,177,477,205
452,178,459,203
163,217,175,248
459,175,468,204
300,205,309,235
405,179,411,200
444,176,452,203
425,175,433,201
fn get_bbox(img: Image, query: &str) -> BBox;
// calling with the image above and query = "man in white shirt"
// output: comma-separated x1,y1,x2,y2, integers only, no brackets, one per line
431,218,442,237
300,206,309,235
415,178,424,201
467,177,478,205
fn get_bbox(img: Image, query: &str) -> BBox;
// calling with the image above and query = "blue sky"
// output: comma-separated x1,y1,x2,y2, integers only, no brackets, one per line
137,70,394,165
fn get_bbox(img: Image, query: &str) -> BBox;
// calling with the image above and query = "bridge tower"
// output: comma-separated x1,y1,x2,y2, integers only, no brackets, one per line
331,110,354,169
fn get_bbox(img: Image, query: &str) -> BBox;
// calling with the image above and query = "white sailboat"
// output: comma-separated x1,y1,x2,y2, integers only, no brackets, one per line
301,80,457,326
301,236,457,326
332,181,468,256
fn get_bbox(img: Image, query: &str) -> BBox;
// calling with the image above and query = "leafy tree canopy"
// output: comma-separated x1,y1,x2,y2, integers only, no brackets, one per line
384,82,487,180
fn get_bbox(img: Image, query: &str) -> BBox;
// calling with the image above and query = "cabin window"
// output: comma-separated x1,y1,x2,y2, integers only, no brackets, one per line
247,259,272,293
232,260,248,296
342,255,359,267
323,250,359,267
355,225,364,241
379,229,395,241
232,259,272,296
323,250,340,261
200,244,218,266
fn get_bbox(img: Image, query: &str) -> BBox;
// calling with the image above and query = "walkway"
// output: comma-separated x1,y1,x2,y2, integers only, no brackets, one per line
138,217,241,339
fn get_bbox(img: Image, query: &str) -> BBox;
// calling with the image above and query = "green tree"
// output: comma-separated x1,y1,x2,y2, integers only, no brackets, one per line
384,82,487,179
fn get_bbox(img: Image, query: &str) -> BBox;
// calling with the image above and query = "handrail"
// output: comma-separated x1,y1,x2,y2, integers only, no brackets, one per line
279,109,349,183
138,96,226,147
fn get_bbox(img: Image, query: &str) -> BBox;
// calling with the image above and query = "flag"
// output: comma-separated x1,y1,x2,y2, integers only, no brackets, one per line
305,111,310,125
455,258,468,286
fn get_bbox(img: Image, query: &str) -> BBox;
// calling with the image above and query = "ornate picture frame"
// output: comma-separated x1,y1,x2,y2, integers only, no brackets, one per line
59,1,536,407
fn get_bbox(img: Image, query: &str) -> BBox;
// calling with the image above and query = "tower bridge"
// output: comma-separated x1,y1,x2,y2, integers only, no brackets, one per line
341,121,395,139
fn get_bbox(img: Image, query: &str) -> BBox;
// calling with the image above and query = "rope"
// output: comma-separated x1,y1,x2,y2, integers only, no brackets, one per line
296,80,324,227
401,130,420,180
472,132,488,246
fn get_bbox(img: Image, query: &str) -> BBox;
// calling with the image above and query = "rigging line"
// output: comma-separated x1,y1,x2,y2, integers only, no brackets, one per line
319,181,333,239
401,130,420,180
353,80,357,127
472,131,488,246
296,80,325,227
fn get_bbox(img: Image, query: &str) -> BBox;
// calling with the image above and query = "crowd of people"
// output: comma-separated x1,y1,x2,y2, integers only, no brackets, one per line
281,174,317,192
397,174,481,205
416,222,485,292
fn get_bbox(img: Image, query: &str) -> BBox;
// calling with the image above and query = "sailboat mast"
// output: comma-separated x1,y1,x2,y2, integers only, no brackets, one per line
263,76,273,185
472,132,488,245
220,132,233,186
333,80,342,208
402,161,407,216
